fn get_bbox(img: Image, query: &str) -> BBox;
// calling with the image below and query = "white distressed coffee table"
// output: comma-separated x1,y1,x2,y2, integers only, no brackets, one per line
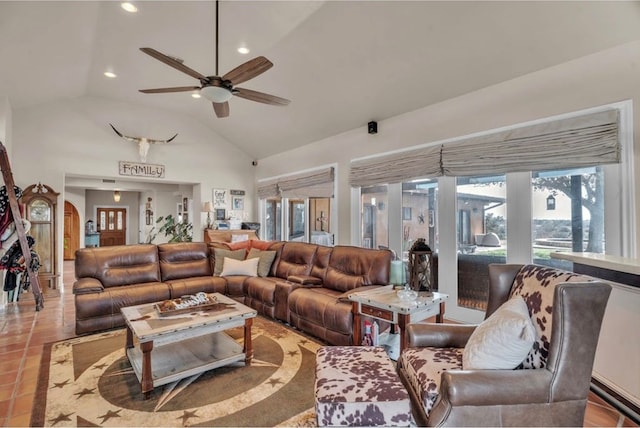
121,293,257,398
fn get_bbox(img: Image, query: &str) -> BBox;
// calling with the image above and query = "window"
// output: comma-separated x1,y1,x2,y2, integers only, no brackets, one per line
264,198,281,241
288,200,306,240
259,166,336,245
360,185,388,249
402,178,438,255
456,175,506,310
532,167,604,270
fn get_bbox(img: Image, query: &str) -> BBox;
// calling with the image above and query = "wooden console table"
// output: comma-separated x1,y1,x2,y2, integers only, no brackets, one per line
204,229,258,243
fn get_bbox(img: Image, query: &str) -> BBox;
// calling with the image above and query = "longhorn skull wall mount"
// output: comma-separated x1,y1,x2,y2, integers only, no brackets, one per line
109,124,177,163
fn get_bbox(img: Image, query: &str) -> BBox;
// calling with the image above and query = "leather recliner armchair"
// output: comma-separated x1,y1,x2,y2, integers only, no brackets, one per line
397,263,611,427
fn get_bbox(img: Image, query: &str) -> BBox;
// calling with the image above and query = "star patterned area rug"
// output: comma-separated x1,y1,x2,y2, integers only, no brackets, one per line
31,317,321,427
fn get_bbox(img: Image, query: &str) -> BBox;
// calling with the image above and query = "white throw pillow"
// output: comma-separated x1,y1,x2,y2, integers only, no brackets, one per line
220,256,259,277
462,296,536,370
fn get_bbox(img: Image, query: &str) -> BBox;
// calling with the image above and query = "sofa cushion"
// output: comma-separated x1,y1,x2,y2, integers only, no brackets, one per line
213,248,247,276
287,275,322,285
75,282,169,320
247,248,277,277
74,244,160,288
158,242,212,281
324,246,393,292
244,276,279,309
398,347,463,417
463,296,535,370
73,277,104,295
251,240,276,250
274,242,318,278
223,239,276,252
220,257,259,277
226,240,253,251
509,264,593,369
289,287,352,335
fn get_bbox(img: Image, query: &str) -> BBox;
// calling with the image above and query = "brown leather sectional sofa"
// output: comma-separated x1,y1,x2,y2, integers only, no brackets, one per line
73,241,392,345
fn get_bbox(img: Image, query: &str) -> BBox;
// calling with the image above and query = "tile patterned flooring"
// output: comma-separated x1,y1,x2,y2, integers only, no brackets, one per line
0,261,637,427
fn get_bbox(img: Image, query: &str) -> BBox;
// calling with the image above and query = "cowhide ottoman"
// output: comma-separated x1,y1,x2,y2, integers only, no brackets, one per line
314,346,412,427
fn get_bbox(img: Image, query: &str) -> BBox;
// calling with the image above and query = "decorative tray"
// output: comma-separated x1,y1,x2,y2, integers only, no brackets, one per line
154,292,233,316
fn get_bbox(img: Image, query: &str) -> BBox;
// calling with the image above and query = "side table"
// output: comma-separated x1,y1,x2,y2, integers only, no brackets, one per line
349,285,449,352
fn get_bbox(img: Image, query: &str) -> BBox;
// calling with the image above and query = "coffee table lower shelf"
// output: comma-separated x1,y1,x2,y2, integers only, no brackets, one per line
126,332,246,394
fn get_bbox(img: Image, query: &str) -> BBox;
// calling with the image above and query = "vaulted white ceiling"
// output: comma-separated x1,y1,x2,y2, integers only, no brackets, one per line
2,1,640,160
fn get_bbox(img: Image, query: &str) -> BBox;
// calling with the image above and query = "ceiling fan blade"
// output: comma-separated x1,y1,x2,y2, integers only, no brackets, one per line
213,102,229,118
140,47,208,81
234,87,290,106
222,56,273,85
139,86,201,94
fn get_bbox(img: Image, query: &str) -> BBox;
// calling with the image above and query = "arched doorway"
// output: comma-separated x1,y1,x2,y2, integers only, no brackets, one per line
64,200,80,260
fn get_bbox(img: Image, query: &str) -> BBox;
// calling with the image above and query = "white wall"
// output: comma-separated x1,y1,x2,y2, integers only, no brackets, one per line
11,96,256,287
256,41,640,407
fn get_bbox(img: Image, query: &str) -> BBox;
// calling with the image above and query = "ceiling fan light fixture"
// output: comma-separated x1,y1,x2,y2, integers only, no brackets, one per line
191,93,201,99
237,46,250,55
121,2,137,13
200,85,233,103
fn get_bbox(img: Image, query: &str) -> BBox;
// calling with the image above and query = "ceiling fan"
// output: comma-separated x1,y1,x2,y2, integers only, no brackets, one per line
138,1,290,118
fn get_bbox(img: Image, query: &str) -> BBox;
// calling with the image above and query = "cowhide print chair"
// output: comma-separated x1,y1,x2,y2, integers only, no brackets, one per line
397,263,611,427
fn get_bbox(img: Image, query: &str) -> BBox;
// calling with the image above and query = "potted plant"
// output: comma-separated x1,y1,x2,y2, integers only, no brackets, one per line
147,214,193,243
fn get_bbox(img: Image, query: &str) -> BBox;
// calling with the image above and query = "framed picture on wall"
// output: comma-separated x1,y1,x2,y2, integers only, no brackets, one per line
213,189,227,208
232,196,244,211
215,208,226,220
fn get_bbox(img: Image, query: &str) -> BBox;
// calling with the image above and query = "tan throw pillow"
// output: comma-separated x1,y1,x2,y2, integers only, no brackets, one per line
462,296,536,370
220,257,259,277
247,248,277,277
213,248,247,276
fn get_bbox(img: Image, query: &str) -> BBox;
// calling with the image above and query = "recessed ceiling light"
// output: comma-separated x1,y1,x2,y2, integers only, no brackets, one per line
191,93,201,99
104,71,117,78
121,2,137,13
237,46,250,55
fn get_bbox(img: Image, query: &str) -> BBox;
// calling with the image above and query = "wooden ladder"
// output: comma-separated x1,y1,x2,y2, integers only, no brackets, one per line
0,141,44,310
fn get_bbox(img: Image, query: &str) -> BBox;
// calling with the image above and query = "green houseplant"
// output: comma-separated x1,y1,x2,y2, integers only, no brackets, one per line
147,214,193,243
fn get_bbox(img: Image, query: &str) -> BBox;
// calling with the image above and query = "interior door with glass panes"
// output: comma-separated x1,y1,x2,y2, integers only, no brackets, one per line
97,208,127,246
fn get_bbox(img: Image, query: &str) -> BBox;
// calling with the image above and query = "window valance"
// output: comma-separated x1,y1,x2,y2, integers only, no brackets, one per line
349,108,620,186
258,167,335,199
441,109,619,176
349,145,442,187
257,180,280,199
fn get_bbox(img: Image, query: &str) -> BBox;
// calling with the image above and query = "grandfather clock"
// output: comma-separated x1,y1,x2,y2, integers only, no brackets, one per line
22,183,59,290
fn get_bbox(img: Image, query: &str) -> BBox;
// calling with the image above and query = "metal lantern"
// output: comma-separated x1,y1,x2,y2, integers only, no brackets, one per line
408,238,434,292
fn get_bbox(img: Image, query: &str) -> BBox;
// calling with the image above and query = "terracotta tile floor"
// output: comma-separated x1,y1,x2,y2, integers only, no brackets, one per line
0,261,637,427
